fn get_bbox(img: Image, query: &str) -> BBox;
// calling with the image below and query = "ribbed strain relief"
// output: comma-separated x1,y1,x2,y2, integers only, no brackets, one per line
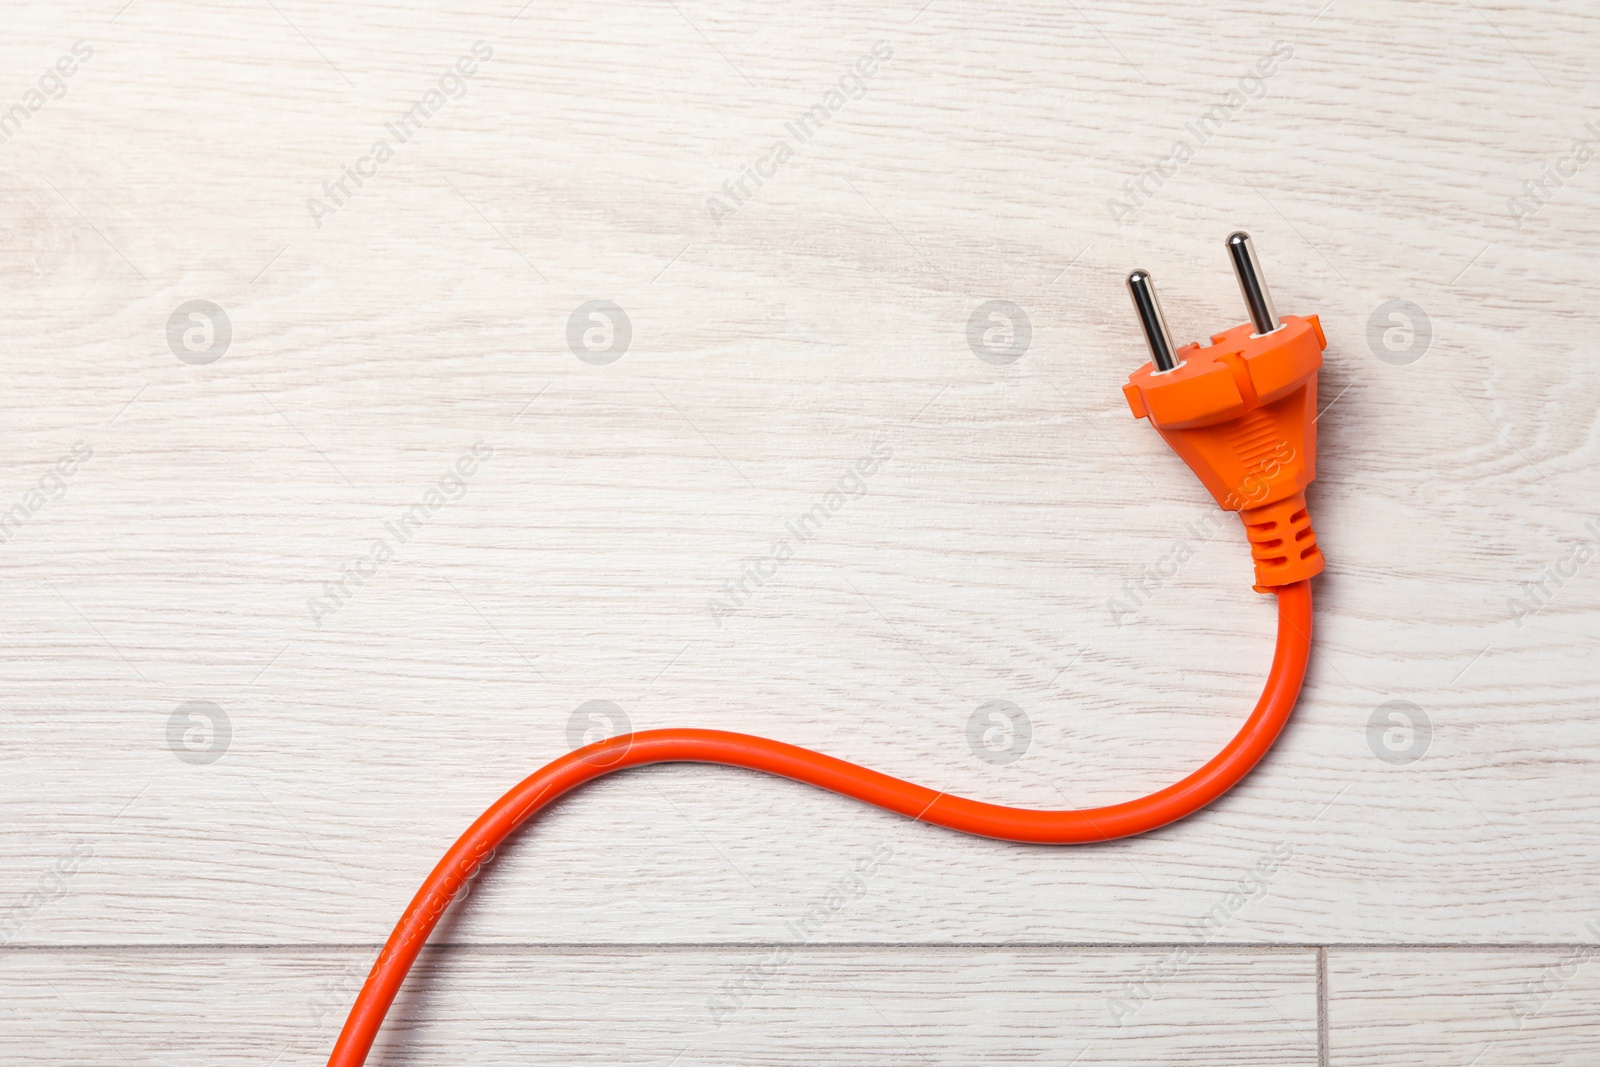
1239,490,1324,592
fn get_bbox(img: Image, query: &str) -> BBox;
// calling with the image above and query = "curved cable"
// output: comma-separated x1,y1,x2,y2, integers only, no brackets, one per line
328,580,1312,1067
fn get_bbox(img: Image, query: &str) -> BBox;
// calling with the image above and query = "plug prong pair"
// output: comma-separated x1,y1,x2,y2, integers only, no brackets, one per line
1126,231,1280,371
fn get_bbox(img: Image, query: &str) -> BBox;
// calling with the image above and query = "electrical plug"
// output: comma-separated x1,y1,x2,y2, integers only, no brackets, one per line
1120,232,1326,592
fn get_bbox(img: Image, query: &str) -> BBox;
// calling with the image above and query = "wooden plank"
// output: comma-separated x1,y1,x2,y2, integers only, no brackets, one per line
1329,949,1600,1065
0,946,1318,1065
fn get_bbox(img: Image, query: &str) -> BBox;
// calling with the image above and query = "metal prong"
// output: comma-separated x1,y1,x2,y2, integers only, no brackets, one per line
1225,231,1280,335
1126,269,1178,372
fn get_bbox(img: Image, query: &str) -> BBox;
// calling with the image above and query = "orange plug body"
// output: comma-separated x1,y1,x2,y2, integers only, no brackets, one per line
1122,315,1327,592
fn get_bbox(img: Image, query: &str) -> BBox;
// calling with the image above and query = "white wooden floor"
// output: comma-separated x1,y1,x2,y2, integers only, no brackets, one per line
2,1,1598,1063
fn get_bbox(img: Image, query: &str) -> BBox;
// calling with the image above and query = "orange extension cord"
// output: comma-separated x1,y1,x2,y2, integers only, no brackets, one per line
327,579,1312,1066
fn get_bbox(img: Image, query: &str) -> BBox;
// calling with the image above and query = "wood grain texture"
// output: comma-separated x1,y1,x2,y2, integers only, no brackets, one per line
1330,949,1600,1066
0,947,1319,1065
0,0,1597,1061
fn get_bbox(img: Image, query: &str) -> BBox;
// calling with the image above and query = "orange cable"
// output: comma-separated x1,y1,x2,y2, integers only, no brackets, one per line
327,579,1313,1066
